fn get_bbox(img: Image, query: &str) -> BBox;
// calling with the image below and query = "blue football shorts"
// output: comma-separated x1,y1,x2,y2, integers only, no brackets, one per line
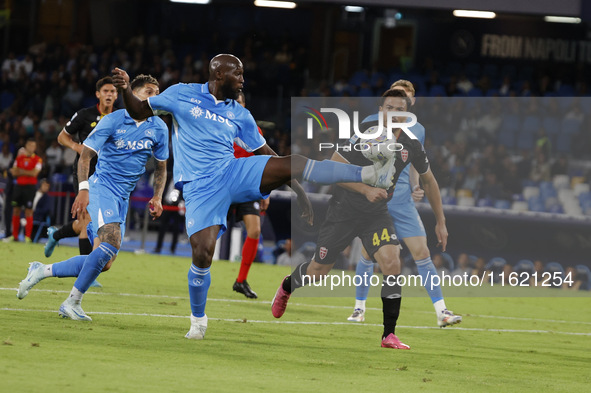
387,200,426,239
182,155,272,239
86,176,128,247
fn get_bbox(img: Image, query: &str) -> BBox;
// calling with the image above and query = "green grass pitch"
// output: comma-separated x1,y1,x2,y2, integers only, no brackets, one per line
1,242,590,392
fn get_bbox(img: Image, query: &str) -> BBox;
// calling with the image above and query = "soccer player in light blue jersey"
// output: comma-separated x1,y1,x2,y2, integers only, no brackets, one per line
112,54,399,339
16,75,169,321
347,80,461,327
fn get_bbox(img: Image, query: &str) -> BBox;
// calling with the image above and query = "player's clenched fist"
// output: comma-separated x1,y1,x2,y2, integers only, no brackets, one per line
112,68,130,90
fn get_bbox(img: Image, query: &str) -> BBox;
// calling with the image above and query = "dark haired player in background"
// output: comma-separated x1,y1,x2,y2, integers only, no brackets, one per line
44,77,117,258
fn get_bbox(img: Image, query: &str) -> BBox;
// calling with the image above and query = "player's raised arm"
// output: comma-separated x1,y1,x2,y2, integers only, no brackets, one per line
112,68,154,120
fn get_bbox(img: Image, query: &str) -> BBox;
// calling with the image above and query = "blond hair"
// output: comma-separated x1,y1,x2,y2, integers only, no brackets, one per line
390,79,415,97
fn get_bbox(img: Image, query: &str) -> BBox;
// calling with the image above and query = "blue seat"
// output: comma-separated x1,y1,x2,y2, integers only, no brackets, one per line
494,200,511,209
561,118,582,135
514,259,534,274
440,252,455,271
545,262,564,274
428,85,447,97
33,216,51,243
441,196,457,205
477,198,493,207
486,257,507,283
522,115,541,133
0,91,15,110
575,265,591,290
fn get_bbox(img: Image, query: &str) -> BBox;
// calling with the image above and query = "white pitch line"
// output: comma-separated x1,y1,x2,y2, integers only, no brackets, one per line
2,307,591,336
2,287,591,326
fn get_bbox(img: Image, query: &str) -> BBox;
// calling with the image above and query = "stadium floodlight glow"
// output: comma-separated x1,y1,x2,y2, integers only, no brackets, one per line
345,6,364,13
169,0,211,4
453,10,496,19
254,0,297,9
544,16,581,24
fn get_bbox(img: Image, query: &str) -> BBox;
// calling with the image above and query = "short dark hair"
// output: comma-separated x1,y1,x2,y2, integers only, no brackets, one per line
26,137,36,143
96,76,114,91
379,88,411,109
131,74,159,91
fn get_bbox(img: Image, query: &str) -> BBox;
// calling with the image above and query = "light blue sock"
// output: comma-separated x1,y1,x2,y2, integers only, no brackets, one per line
52,255,87,277
73,243,118,294
188,265,211,318
416,257,444,303
355,256,374,301
302,159,362,184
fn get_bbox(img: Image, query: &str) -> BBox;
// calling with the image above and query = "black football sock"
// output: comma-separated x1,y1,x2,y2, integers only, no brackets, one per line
53,221,78,241
282,261,311,294
79,238,93,255
381,274,402,338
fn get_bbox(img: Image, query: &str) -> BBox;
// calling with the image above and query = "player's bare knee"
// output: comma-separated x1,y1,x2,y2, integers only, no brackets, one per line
191,247,213,268
97,223,122,250
411,246,430,261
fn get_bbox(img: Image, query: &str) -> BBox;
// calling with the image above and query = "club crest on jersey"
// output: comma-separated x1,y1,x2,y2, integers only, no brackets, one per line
190,105,204,119
226,111,235,119
104,209,114,217
145,129,154,137
319,247,328,259
401,149,409,162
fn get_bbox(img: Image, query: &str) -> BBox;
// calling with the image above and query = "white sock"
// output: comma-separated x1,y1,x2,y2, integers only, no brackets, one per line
360,166,377,185
433,299,447,315
68,287,84,302
354,299,366,311
43,264,53,278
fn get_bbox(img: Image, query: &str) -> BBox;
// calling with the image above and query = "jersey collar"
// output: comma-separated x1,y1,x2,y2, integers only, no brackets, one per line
123,110,152,124
203,82,231,105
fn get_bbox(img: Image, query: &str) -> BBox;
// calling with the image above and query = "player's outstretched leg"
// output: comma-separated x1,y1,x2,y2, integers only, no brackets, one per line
415,257,462,327
261,155,398,190
348,256,374,322
16,262,46,299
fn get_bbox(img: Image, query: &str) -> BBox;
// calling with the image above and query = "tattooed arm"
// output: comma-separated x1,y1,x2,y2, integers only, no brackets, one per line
148,159,167,220
71,146,96,219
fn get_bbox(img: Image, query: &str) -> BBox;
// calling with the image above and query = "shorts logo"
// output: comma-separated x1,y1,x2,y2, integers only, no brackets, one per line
319,247,328,259
190,105,204,119
91,122,97,127
192,278,204,286
253,202,260,210
187,218,195,228
401,149,408,162
104,209,114,217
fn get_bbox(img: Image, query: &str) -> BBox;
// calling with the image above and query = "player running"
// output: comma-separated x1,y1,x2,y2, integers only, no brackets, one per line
16,75,168,321
44,77,118,258
112,54,398,340
347,80,461,327
271,88,444,349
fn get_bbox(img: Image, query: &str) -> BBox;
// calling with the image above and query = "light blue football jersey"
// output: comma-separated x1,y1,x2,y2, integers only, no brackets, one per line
362,113,425,204
84,109,169,196
147,82,265,186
